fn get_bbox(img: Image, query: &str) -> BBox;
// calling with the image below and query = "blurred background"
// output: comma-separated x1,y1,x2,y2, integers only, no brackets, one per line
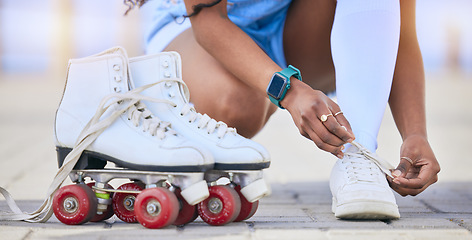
1,0,472,77
0,0,471,199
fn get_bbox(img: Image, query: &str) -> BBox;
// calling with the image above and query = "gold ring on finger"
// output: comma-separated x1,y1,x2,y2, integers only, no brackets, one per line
334,111,343,117
401,156,414,165
320,114,333,122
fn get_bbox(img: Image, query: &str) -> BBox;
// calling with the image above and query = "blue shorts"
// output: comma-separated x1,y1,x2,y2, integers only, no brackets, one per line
145,0,292,67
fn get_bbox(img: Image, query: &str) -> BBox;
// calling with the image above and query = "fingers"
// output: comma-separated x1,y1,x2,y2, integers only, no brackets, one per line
320,112,354,143
388,160,439,196
288,89,354,157
317,101,354,140
311,106,355,157
391,157,414,179
389,173,438,196
332,111,355,139
388,178,430,196
312,116,346,147
305,129,345,158
299,112,345,158
394,165,438,189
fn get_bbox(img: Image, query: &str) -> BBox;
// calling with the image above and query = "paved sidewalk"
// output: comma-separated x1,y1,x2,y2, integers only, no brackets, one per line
1,182,472,240
1,73,471,239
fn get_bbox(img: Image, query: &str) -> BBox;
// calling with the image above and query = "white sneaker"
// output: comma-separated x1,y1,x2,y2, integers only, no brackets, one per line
329,142,400,219
54,47,214,172
129,52,270,170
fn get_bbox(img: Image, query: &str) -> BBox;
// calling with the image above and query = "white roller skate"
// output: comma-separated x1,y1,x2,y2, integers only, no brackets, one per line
129,52,271,225
0,47,215,229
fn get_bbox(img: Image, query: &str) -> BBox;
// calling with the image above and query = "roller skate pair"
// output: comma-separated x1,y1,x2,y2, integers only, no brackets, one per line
0,47,269,228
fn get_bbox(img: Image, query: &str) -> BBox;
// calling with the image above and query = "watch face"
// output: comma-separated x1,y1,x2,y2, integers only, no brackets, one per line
267,73,287,99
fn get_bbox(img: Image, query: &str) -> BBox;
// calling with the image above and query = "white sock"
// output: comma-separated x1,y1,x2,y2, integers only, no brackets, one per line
331,0,401,152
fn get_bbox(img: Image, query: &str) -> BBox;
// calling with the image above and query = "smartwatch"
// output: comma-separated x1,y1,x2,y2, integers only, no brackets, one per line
266,65,302,109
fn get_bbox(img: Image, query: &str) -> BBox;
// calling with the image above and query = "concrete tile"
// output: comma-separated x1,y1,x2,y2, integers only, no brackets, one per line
310,214,390,229
396,197,434,214
249,216,313,223
253,204,310,217
0,226,31,240
177,221,249,234
252,229,327,240
252,214,389,230
420,201,472,213
326,229,472,240
450,218,472,232
388,217,463,229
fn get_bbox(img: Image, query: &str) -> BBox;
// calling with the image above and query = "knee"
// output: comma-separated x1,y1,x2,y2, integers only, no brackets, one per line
214,93,269,139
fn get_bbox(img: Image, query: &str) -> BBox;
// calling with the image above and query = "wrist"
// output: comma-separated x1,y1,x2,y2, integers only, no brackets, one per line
280,77,304,109
400,128,428,141
402,134,429,146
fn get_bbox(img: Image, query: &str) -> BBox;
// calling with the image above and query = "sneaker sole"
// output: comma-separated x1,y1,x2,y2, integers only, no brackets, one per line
333,198,400,220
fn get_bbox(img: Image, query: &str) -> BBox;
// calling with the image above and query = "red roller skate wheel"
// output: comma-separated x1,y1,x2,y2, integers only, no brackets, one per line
112,182,144,223
173,188,198,226
86,182,115,222
234,185,259,222
134,187,179,229
197,185,241,226
53,184,97,225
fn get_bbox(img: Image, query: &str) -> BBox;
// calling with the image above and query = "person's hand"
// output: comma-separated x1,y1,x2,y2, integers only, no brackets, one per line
388,135,440,196
281,80,355,158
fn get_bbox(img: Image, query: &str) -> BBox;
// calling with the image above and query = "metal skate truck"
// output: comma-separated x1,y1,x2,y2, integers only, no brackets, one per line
0,47,270,229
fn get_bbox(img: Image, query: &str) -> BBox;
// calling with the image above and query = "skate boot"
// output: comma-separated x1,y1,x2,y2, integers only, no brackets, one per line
52,47,214,228
330,141,400,220
129,52,271,225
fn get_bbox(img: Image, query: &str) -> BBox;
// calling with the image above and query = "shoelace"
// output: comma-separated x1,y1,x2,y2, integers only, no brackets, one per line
128,102,176,139
180,103,236,139
343,151,381,183
165,78,237,139
346,141,394,179
0,80,176,222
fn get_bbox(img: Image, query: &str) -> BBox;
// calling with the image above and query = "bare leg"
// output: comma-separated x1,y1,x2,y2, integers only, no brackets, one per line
163,0,337,138
283,0,337,94
164,29,276,138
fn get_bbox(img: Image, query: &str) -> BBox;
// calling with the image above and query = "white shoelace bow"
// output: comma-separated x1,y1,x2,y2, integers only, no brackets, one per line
166,78,237,139
344,141,394,180
0,80,176,222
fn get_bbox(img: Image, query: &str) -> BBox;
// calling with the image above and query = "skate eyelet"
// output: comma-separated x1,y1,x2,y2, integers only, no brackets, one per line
180,113,184,116
162,61,169,68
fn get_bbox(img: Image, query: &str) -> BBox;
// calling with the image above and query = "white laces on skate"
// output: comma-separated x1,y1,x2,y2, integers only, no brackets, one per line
163,78,237,139
180,103,236,139
344,141,394,180
128,102,176,139
0,80,177,223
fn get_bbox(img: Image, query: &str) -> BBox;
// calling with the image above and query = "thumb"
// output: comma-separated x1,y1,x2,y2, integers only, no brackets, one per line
392,156,414,179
